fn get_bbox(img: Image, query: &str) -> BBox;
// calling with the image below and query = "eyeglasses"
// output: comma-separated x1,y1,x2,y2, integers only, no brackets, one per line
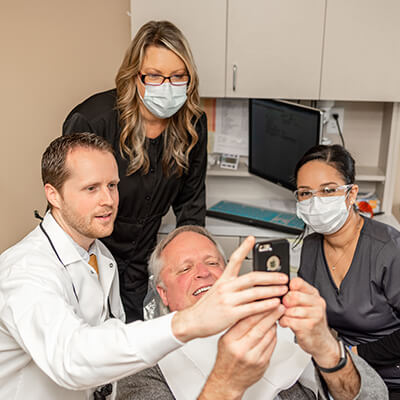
139,73,190,86
294,184,353,202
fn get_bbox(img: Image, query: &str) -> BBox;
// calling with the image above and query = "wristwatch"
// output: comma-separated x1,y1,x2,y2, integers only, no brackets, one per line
312,339,348,373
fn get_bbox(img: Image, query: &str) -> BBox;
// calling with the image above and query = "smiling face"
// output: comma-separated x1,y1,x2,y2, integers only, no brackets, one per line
157,231,225,311
45,147,119,250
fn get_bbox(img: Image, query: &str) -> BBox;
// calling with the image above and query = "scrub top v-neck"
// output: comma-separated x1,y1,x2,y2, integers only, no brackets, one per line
299,217,400,346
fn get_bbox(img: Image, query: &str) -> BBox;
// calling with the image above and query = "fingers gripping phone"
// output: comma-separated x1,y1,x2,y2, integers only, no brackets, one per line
253,239,290,277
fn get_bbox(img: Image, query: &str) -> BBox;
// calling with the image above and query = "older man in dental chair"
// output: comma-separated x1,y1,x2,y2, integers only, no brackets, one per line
117,225,387,400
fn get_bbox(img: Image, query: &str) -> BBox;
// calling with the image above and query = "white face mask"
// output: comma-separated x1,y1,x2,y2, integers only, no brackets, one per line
140,82,187,119
296,195,351,235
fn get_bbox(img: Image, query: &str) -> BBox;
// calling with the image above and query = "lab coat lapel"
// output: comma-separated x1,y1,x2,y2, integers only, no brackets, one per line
96,243,117,317
41,212,123,323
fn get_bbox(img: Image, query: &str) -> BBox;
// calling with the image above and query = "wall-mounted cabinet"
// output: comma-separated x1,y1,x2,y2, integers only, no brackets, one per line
225,0,324,99
320,0,400,101
131,0,324,98
131,0,400,101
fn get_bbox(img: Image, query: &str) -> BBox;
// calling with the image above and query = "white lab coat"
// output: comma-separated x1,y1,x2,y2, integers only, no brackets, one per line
0,212,181,400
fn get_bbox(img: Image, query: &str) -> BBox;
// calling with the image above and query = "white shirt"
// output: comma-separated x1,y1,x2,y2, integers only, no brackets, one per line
0,212,182,400
159,326,317,400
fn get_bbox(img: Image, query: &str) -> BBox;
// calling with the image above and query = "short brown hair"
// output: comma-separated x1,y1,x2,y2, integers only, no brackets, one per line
41,133,114,192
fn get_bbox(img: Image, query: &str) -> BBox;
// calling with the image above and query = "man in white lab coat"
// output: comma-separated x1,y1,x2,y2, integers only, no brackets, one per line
0,133,281,400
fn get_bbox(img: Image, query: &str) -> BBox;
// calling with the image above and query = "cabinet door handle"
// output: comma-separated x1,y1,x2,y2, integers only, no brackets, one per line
233,64,237,92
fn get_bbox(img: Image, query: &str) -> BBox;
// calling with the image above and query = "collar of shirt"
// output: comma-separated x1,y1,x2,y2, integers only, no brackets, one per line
70,238,98,265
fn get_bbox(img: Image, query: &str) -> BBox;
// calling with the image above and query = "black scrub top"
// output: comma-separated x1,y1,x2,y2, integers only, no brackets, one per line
63,89,207,322
298,217,400,387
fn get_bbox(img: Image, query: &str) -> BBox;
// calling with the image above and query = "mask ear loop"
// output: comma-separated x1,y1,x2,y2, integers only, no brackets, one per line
292,225,310,249
345,184,358,213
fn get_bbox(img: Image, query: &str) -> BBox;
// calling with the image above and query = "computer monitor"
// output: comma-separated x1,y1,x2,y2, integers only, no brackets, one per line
249,99,323,191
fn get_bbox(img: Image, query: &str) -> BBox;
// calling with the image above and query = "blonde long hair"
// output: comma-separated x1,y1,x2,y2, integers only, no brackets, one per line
116,20,202,176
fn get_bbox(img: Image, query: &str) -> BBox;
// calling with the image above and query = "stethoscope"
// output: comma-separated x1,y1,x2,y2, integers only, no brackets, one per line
39,221,80,303
35,210,114,317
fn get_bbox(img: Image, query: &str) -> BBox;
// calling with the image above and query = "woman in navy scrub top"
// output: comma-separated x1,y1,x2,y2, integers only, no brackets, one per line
63,21,207,323
294,144,400,399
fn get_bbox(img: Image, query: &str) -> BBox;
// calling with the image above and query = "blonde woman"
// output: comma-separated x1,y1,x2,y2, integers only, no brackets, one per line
63,21,207,322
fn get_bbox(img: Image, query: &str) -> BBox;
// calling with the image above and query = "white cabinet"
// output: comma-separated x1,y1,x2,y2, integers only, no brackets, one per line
130,0,325,99
131,0,400,101
225,0,325,99
320,0,400,101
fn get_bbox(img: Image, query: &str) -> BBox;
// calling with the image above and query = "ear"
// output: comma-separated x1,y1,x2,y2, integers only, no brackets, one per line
156,285,169,307
44,183,62,209
349,184,359,205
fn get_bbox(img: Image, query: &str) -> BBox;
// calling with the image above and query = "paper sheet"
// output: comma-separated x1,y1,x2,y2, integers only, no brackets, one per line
213,98,249,156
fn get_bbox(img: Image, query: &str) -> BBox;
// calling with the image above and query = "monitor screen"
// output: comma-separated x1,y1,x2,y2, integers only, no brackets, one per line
249,99,322,191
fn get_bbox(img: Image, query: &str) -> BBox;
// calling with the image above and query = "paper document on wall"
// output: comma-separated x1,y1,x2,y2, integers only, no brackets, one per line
213,99,249,156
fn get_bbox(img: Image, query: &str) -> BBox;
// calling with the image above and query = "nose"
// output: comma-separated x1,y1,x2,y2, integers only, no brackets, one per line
99,186,114,206
194,263,211,279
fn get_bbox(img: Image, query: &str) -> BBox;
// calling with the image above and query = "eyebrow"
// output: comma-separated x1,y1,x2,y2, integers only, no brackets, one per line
298,181,340,189
80,178,119,188
142,67,187,75
177,254,222,266
170,68,187,75
80,181,101,187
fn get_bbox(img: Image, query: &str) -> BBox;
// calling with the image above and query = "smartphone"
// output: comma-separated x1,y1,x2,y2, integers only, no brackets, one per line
253,238,290,277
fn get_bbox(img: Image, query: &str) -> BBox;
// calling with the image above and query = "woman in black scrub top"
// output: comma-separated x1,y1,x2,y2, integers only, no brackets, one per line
63,21,207,322
294,144,400,399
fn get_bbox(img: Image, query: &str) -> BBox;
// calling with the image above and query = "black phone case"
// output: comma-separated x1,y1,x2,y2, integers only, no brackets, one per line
253,239,290,276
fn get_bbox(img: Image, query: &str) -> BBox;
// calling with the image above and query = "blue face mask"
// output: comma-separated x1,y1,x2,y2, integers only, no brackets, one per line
140,82,187,119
